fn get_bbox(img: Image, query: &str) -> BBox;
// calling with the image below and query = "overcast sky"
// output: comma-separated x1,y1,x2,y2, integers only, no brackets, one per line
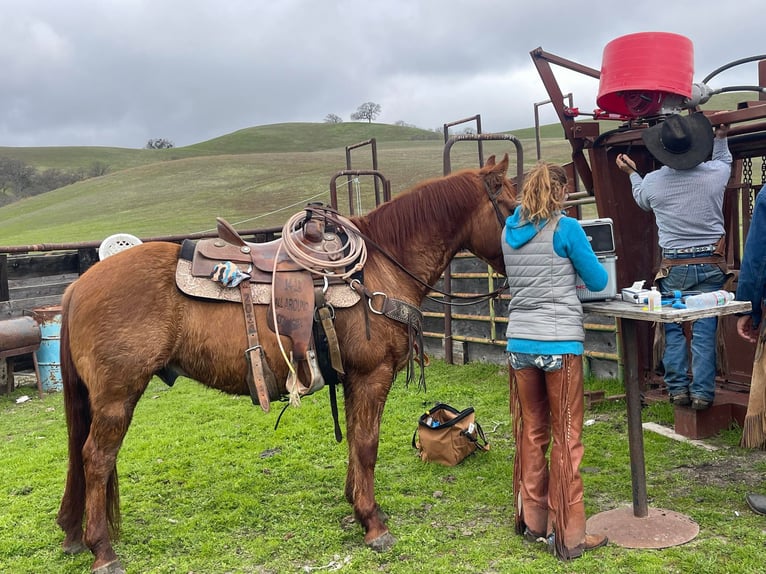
2,0,764,149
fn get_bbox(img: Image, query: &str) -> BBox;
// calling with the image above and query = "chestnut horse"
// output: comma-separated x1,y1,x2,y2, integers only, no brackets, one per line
57,154,517,573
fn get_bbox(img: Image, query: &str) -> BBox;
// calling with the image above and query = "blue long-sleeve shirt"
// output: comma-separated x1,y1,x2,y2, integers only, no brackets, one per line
736,185,766,328
628,137,732,249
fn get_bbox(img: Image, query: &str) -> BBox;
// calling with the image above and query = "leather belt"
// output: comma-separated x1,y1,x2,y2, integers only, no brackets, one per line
662,244,716,258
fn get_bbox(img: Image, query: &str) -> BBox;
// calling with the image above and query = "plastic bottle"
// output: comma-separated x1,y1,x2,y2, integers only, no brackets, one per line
683,290,735,310
647,286,662,312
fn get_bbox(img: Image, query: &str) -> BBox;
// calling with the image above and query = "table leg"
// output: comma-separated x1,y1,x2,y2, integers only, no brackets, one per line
586,317,699,548
621,318,648,517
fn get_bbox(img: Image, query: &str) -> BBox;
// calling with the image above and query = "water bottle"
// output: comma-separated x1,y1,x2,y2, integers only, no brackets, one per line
683,290,735,310
647,286,662,312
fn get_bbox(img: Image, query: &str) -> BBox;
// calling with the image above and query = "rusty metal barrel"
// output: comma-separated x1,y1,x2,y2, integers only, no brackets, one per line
30,306,63,392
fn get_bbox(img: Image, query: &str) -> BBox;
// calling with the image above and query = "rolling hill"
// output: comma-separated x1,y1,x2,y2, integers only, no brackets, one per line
0,89,751,246
0,122,569,246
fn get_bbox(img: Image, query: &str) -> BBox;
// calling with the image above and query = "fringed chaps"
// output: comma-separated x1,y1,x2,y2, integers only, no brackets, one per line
741,324,766,449
510,355,586,558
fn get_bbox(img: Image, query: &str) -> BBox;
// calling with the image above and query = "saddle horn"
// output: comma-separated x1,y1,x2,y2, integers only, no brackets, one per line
216,217,247,247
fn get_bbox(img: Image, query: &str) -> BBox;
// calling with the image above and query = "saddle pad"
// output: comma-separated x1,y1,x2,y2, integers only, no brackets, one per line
175,259,361,308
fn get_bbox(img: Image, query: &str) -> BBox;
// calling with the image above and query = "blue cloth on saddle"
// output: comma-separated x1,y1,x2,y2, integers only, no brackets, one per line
210,261,250,288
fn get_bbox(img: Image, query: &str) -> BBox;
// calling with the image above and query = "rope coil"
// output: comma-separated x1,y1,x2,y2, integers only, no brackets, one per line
280,209,367,279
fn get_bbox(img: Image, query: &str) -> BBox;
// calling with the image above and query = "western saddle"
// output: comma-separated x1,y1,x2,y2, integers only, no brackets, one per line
176,205,366,413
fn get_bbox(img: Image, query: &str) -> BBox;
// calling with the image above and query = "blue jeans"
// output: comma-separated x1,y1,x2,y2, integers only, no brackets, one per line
658,261,726,402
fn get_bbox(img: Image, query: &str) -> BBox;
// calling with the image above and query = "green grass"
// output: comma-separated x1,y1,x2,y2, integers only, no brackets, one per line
1,361,765,573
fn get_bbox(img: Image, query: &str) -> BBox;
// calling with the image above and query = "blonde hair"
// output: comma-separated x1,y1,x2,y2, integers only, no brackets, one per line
519,161,568,223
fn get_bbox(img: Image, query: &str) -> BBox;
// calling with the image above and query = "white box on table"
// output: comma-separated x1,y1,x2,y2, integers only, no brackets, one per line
576,255,617,302
620,280,654,304
576,218,617,302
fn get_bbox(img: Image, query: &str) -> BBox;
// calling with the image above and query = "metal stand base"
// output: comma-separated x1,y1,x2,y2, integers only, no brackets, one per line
586,506,699,549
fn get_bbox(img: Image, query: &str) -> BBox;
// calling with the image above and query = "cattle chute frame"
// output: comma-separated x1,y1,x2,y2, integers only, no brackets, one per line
531,44,766,392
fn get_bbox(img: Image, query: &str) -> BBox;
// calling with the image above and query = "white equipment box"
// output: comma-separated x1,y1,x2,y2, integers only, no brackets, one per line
575,218,617,302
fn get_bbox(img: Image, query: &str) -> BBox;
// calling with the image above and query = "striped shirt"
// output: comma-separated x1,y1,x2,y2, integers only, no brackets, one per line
628,137,732,249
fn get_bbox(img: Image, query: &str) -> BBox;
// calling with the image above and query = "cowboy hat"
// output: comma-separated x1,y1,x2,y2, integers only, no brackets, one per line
642,112,714,170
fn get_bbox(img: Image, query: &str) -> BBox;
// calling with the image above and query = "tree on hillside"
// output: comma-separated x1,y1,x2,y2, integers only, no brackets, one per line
324,113,343,124
145,138,175,149
0,158,34,197
0,156,88,206
351,102,381,123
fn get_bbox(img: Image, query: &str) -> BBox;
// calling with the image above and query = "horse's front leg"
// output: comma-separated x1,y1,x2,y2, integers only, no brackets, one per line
343,366,396,552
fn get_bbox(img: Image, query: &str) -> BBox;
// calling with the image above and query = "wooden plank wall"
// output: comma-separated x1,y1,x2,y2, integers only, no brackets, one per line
0,249,97,319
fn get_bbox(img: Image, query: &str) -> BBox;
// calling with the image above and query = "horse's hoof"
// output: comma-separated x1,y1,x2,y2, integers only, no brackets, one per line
92,559,126,574
62,540,88,555
367,531,396,552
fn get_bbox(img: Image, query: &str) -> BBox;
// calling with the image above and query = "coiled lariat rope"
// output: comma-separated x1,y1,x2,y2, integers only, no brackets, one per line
280,209,367,279
270,207,367,404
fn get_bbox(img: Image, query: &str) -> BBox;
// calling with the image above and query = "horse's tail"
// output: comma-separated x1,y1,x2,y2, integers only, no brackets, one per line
58,287,121,538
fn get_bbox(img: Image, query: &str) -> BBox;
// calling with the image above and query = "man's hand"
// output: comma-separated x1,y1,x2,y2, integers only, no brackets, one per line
737,314,759,343
616,153,637,174
715,123,730,139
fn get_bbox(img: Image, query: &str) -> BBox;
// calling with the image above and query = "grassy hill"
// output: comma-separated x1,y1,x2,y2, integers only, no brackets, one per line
0,123,442,172
0,90,754,246
0,122,572,245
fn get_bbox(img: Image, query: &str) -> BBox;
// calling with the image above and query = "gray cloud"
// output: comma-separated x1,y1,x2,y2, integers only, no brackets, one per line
1,0,764,148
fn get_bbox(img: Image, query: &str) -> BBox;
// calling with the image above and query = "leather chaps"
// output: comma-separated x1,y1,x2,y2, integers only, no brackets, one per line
510,354,587,554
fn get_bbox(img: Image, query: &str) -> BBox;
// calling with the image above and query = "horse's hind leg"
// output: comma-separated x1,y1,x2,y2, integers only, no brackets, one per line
343,368,396,552
82,394,143,574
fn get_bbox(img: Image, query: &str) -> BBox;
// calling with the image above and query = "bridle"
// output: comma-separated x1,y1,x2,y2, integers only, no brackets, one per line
485,179,509,230
314,182,512,307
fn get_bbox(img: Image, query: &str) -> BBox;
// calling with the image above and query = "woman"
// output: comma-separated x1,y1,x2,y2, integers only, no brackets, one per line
502,162,608,560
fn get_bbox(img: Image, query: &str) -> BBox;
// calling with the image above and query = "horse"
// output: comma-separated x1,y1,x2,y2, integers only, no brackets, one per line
57,154,517,574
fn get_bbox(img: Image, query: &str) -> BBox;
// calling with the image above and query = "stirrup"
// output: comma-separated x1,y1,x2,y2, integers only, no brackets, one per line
285,351,325,407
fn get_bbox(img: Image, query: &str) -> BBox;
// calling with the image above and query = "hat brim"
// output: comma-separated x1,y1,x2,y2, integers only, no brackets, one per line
642,113,714,170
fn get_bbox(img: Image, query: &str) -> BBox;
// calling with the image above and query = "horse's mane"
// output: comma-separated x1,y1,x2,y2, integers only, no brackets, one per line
353,168,484,257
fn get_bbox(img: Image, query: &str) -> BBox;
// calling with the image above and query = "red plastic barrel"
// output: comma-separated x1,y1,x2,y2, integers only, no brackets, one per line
597,32,694,118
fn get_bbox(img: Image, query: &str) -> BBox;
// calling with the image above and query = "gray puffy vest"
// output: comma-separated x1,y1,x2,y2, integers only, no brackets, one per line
503,214,584,342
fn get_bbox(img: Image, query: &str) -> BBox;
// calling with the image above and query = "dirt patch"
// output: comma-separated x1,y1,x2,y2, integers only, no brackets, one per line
675,450,766,489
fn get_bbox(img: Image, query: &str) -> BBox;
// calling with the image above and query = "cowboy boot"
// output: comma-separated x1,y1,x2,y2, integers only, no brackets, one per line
544,355,607,558
511,366,552,540
555,501,608,559
746,493,766,515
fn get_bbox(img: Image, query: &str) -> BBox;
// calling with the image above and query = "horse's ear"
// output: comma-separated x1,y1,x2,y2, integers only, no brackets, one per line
496,153,509,174
481,153,509,177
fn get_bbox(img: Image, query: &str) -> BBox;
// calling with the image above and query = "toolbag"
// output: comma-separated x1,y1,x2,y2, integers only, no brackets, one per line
412,403,489,466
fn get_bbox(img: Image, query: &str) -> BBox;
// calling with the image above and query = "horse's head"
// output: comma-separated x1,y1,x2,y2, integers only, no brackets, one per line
464,153,517,274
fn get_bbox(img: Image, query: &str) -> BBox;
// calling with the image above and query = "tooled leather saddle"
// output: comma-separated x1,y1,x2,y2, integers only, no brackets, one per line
175,208,364,413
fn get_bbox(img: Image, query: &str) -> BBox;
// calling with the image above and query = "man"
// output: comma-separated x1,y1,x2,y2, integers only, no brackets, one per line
616,113,731,410
735,184,766,515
